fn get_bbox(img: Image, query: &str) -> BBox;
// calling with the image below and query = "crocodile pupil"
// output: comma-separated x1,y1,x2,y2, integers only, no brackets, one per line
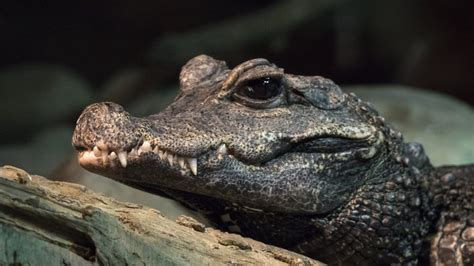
238,77,281,100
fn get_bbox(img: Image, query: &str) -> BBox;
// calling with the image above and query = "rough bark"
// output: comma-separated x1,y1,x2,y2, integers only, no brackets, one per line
0,165,323,265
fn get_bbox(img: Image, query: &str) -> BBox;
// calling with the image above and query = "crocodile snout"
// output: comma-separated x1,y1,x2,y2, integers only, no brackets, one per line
72,102,141,153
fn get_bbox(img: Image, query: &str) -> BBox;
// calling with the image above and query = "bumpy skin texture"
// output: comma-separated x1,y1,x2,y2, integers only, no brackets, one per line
72,55,473,265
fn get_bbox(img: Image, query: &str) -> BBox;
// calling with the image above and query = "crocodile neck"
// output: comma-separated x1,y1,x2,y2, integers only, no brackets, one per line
293,153,436,264
155,146,439,265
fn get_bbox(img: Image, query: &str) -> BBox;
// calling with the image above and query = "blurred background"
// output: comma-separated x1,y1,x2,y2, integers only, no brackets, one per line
0,0,473,219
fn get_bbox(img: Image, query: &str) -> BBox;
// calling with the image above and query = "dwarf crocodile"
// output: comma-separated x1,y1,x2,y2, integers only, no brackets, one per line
72,55,473,265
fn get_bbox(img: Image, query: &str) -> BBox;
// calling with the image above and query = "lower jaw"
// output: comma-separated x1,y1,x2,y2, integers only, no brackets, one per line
78,143,377,175
78,151,377,217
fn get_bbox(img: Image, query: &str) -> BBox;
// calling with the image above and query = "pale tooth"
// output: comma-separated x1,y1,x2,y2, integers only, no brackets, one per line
82,151,95,160
93,146,101,157
141,141,152,153
158,150,165,160
167,153,175,166
96,140,108,151
153,146,160,153
188,158,197,175
217,144,228,155
217,143,227,160
178,157,186,169
118,151,128,168
109,151,117,160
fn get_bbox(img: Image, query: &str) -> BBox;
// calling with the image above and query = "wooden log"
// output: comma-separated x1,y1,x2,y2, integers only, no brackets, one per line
0,165,323,265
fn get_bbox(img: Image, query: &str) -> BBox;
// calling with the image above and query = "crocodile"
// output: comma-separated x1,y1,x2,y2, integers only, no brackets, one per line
72,55,473,265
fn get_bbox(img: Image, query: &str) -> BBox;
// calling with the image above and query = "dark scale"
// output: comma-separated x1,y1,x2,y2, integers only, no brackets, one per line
157,188,326,249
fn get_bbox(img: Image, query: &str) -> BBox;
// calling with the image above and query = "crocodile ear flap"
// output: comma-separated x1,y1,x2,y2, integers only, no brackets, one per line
179,55,229,91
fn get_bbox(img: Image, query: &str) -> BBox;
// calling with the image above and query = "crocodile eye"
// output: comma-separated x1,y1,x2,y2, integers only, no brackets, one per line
236,77,282,101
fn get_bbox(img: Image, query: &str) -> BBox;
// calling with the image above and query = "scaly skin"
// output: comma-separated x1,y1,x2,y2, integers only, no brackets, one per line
72,55,473,265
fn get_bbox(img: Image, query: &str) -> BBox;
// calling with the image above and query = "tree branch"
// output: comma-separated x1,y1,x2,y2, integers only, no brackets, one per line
0,165,323,265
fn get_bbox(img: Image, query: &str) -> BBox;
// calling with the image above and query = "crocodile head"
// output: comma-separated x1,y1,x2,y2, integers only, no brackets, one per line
72,55,393,216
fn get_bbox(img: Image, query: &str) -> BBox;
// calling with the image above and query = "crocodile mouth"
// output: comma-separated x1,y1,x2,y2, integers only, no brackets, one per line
76,130,384,177
77,140,200,175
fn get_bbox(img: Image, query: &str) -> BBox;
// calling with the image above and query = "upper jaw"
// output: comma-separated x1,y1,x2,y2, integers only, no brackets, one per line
76,125,383,177
73,98,383,179
77,139,204,176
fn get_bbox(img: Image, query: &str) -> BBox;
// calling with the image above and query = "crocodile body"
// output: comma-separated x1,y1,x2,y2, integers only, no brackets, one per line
72,55,473,265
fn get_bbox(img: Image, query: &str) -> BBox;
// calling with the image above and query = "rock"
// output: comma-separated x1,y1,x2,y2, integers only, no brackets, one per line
346,85,474,166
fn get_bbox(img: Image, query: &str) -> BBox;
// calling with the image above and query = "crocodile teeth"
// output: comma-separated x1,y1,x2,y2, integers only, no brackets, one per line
96,140,108,151
139,141,152,154
217,144,228,154
118,151,128,168
93,146,101,157
81,150,95,161
188,158,197,175
109,151,117,160
167,153,175,166
158,150,166,160
178,157,186,169
217,143,227,159
79,140,199,176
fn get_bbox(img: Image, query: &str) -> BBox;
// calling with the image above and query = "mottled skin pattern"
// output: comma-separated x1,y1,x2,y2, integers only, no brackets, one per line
72,55,473,265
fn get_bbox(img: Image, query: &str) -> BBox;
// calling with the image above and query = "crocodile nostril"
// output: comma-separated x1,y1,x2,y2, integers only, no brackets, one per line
103,101,124,112
74,145,88,152
72,101,143,154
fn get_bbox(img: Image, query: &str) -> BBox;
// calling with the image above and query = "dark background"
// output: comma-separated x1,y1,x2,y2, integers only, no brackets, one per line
2,0,472,99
